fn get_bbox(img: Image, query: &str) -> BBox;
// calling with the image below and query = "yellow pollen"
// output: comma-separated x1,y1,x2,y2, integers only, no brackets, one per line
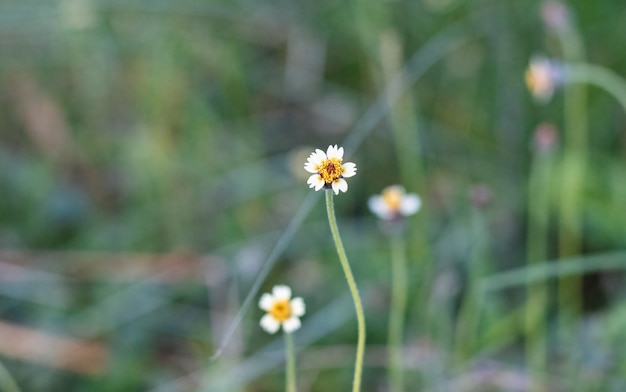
382,188,403,211
525,69,537,91
525,68,548,95
317,158,344,184
269,299,292,322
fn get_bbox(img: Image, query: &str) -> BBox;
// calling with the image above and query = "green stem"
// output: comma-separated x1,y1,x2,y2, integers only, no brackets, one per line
525,150,553,391
556,25,586,371
565,63,626,113
388,235,407,392
325,190,366,392
454,209,489,362
0,361,20,392
284,332,297,392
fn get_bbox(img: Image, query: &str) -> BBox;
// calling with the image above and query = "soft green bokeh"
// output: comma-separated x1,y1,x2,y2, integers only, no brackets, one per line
1,0,626,390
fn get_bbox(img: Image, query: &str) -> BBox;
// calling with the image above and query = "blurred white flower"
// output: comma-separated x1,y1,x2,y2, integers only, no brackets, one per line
259,285,306,334
304,145,357,195
533,122,559,153
368,185,421,220
525,55,563,102
541,1,571,32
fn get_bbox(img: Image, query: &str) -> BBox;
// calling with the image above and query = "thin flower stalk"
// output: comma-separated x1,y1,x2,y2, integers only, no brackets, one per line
525,125,556,392
284,332,296,392
326,190,366,392
564,63,626,114
388,234,407,392
553,16,587,364
368,185,421,392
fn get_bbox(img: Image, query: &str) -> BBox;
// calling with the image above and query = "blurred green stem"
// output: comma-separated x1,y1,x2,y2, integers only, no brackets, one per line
0,361,20,392
325,190,366,392
388,234,407,392
525,148,554,392
455,208,490,361
379,29,433,346
284,332,297,392
565,63,626,113
556,24,586,356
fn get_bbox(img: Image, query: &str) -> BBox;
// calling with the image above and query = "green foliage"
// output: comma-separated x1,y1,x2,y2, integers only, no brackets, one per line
1,0,626,390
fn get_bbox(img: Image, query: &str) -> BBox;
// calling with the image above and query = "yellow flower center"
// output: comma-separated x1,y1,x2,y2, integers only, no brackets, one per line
382,188,402,211
317,158,344,184
525,68,548,94
269,299,292,322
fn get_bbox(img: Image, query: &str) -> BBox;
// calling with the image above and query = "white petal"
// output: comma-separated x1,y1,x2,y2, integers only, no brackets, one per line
310,149,326,162
305,150,325,170
304,161,318,174
259,293,275,311
325,145,335,158
272,285,292,300
342,162,357,177
327,145,343,159
332,178,348,194
290,297,306,317
400,194,422,216
260,314,281,334
368,196,392,220
307,174,324,190
282,317,301,333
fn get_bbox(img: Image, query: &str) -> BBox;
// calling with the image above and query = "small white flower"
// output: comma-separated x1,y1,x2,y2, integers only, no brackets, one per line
259,285,306,334
525,55,563,102
304,145,357,195
541,1,571,32
368,185,421,220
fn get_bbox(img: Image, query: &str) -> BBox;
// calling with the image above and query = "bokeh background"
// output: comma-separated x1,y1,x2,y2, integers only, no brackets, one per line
1,0,626,391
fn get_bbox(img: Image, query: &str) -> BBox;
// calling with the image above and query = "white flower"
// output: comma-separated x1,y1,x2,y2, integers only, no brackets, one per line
304,145,357,195
368,185,421,220
525,55,563,102
259,285,306,334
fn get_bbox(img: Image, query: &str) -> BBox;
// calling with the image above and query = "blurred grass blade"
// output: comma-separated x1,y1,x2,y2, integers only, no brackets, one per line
342,9,484,156
210,191,320,360
0,360,20,392
481,251,626,292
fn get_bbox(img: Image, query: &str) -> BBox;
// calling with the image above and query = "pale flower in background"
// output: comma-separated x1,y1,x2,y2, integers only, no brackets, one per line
541,0,571,32
525,55,563,102
259,285,305,334
533,122,559,153
304,145,357,195
368,185,421,220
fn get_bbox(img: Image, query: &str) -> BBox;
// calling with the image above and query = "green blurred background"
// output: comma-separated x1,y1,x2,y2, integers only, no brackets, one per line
1,0,626,390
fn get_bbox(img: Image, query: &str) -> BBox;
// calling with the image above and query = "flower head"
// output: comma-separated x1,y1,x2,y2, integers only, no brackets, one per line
259,285,306,334
304,145,357,195
533,122,559,153
525,55,563,102
368,185,421,220
541,1,571,32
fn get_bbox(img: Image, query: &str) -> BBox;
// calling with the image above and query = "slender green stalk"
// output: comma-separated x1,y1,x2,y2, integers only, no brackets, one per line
379,30,433,344
284,332,297,392
565,63,626,113
454,208,490,361
325,190,366,392
525,148,554,392
556,24,586,375
0,361,20,392
388,234,407,392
